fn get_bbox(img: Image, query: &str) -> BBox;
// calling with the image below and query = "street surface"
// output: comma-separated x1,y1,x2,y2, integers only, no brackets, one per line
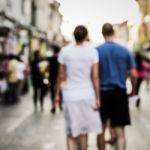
0,81,150,150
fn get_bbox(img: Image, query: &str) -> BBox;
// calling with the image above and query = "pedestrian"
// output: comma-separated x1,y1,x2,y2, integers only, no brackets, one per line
31,50,48,112
16,56,26,101
47,44,62,114
7,54,18,104
134,51,148,108
96,23,137,150
55,25,102,150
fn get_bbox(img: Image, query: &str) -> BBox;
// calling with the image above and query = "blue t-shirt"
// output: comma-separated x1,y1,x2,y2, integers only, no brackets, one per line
97,41,136,91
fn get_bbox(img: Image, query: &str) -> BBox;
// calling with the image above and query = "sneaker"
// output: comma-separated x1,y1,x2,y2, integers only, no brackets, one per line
136,98,140,108
50,108,56,114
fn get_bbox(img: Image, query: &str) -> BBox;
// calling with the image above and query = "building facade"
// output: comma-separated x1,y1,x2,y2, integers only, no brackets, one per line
136,0,150,48
0,0,31,25
0,0,63,41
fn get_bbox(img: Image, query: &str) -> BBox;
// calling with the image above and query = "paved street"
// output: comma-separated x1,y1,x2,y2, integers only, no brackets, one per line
0,81,150,150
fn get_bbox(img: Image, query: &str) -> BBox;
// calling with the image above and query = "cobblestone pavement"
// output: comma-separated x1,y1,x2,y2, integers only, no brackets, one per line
0,82,150,150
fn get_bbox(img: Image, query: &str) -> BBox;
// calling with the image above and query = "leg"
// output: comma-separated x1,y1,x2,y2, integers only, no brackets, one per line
106,120,116,145
67,134,79,150
97,123,106,150
14,82,18,102
114,127,126,150
33,85,38,111
40,84,47,112
79,134,88,150
50,83,56,113
135,78,143,108
17,80,23,101
59,91,63,111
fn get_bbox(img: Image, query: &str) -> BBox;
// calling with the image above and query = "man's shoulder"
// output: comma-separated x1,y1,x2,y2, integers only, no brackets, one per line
96,43,106,50
61,43,74,52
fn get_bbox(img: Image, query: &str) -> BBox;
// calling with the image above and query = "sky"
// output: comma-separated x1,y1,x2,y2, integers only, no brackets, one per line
58,0,141,43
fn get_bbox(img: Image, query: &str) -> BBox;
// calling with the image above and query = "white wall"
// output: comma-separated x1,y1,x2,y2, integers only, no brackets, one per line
0,0,31,25
36,0,51,31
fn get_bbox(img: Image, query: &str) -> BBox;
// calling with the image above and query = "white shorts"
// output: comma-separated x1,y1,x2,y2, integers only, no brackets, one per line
63,100,102,138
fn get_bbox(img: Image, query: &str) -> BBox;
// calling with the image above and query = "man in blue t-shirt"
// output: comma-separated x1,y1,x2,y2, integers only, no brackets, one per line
97,23,137,150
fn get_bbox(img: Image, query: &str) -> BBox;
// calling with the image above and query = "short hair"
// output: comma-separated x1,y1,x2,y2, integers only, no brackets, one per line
73,25,88,43
102,23,114,37
51,44,60,54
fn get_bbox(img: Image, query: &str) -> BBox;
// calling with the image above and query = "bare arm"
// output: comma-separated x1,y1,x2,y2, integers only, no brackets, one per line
91,63,101,109
55,63,66,103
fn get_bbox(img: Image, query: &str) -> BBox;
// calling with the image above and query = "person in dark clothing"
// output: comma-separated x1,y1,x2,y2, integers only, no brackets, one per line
31,51,48,112
47,45,62,114
134,51,147,108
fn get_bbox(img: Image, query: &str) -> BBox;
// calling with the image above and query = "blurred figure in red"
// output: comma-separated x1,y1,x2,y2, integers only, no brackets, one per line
134,51,148,108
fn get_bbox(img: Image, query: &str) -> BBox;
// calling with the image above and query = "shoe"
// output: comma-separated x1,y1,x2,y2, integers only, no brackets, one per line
50,108,56,114
136,98,140,108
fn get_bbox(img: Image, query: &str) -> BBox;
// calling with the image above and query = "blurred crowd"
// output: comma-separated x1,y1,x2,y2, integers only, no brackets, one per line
0,44,62,114
0,42,150,110
0,53,28,104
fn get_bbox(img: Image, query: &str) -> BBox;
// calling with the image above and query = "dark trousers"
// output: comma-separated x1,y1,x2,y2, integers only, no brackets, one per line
135,77,143,107
8,82,18,103
135,78,143,95
33,83,47,110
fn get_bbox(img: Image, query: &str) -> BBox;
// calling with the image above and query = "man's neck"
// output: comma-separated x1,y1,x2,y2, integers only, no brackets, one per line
105,35,114,42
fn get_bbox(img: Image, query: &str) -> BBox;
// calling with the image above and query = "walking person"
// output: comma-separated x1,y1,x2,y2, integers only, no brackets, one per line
16,56,26,101
134,51,147,108
55,25,102,150
31,51,48,112
7,54,18,104
96,23,137,150
47,44,62,114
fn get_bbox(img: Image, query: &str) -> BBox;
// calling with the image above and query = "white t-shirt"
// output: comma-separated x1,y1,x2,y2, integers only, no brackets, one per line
58,42,99,101
17,62,26,80
0,79,7,93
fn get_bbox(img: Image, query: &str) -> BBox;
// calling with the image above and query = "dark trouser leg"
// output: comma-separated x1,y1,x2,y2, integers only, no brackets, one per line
40,84,47,112
135,78,143,107
33,86,38,111
50,83,56,113
50,83,55,105
8,83,18,103
17,80,23,101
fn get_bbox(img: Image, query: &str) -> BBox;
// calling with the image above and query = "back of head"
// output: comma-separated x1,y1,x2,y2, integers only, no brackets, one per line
33,50,40,60
102,23,114,37
9,54,16,60
73,25,88,43
51,44,60,54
